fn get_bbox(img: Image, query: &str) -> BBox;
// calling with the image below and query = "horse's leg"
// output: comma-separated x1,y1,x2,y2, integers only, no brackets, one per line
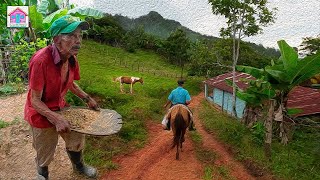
130,83,133,93
180,130,185,151
176,139,179,160
120,83,123,92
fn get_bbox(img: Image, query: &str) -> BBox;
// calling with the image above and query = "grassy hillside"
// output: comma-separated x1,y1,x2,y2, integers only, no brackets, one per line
68,40,202,169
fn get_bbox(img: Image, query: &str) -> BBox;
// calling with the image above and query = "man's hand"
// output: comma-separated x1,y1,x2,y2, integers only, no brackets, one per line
163,100,171,109
87,97,100,111
51,113,71,133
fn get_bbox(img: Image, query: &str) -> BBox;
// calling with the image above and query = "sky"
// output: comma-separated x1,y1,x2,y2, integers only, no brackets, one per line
69,0,320,49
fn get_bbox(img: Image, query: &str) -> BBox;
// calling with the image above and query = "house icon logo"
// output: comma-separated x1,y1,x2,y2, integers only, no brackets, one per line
7,6,29,28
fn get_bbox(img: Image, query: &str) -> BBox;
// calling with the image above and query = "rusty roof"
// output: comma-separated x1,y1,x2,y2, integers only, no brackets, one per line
287,86,320,117
205,72,320,118
204,71,254,93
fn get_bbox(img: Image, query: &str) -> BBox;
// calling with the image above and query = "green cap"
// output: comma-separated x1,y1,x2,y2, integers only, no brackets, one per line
49,15,89,37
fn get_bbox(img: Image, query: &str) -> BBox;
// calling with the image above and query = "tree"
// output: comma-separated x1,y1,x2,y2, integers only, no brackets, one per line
299,34,320,56
188,40,219,77
163,28,191,77
237,40,320,158
208,0,277,116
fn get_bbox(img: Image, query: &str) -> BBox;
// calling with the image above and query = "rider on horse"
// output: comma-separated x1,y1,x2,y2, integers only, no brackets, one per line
162,80,196,131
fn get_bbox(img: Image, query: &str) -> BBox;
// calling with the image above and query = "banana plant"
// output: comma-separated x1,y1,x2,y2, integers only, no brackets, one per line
237,40,320,145
29,0,103,39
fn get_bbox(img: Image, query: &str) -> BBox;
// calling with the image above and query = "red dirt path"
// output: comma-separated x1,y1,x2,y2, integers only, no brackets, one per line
102,93,257,180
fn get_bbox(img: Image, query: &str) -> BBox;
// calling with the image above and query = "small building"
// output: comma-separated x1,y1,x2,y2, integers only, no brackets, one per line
204,72,320,120
9,7,27,24
204,72,254,119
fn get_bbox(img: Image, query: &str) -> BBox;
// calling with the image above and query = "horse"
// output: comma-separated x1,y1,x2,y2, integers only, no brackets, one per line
166,104,190,160
113,76,144,93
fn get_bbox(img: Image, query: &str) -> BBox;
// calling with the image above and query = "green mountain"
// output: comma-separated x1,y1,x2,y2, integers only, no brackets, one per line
112,11,280,58
113,11,217,42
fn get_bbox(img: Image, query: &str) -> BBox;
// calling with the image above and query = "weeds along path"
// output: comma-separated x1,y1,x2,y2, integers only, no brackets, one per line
102,92,256,180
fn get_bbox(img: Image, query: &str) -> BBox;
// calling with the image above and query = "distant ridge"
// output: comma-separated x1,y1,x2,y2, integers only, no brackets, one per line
111,11,280,57
113,11,217,41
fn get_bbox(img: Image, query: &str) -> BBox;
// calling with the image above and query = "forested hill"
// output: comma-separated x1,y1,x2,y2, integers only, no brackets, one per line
111,11,280,58
113,11,218,42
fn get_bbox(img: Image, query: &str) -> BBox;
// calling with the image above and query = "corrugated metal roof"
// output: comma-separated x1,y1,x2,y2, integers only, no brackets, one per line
204,71,254,93
205,72,320,118
287,86,320,117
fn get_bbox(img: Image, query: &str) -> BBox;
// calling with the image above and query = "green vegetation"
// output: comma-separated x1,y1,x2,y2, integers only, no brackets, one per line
66,40,202,168
190,131,234,179
198,100,320,180
0,120,10,128
0,83,26,96
0,118,20,128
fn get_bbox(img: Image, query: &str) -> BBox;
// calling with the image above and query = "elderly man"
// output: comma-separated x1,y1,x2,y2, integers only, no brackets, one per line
24,15,98,179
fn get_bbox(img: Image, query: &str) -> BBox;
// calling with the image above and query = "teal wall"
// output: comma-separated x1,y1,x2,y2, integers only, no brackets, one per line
212,88,246,119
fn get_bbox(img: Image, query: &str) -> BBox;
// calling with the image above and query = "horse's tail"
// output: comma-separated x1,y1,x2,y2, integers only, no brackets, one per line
172,112,186,149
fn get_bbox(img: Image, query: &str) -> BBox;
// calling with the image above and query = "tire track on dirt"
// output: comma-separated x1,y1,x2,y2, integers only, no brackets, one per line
102,121,203,180
189,92,255,180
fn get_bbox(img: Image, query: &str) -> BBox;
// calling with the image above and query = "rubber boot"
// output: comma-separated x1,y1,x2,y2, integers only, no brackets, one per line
37,166,48,180
67,150,97,178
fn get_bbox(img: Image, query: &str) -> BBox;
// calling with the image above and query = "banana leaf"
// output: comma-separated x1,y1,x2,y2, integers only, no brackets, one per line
277,40,298,75
29,5,45,32
43,8,68,28
67,7,103,19
236,65,265,79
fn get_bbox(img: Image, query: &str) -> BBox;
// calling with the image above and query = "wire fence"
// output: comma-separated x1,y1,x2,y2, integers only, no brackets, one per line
0,45,15,84
0,45,186,85
112,57,183,78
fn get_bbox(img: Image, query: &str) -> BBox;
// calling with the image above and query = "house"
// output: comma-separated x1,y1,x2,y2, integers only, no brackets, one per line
204,72,320,119
204,72,254,118
9,7,27,24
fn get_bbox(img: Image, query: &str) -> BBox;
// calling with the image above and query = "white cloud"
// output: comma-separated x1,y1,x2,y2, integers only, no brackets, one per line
70,0,320,48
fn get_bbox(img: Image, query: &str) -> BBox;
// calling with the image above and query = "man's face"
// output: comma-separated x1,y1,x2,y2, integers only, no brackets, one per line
57,28,83,57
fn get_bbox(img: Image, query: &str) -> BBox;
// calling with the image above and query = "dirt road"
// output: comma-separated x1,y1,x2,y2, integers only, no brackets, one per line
0,92,264,180
102,93,255,180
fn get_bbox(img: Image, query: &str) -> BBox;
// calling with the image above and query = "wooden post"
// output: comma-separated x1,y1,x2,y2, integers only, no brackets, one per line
265,99,275,161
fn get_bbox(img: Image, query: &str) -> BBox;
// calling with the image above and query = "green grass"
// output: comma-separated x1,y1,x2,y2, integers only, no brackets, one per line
66,40,202,171
0,120,10,128
0,83,26,96
203,166,213,180
190,128,234,179
198,100,320,180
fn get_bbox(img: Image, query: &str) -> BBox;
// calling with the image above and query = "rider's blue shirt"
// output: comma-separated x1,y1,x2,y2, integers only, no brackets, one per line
168,86,191,105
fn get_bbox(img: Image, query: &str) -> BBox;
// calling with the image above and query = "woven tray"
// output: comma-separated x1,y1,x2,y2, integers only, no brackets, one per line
59,107,122,136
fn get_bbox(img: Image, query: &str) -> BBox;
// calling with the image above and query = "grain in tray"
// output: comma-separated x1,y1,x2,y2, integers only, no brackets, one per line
60,108,99,130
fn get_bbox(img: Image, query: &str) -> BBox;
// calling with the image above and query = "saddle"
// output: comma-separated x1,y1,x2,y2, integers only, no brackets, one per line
166,104,193,122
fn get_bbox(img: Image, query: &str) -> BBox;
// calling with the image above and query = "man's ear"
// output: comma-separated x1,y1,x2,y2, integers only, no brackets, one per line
53,36,61,44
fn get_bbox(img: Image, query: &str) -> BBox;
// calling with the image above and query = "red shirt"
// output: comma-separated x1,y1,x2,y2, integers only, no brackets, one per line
24,44,80,128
